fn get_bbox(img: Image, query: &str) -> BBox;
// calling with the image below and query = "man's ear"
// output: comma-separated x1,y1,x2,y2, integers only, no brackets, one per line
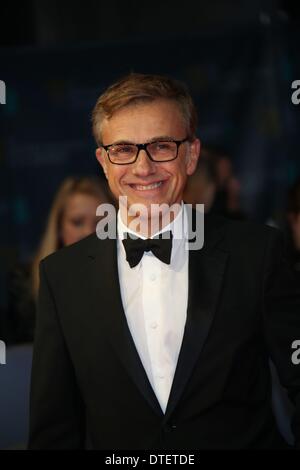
96,148,108,179
186,138,201,176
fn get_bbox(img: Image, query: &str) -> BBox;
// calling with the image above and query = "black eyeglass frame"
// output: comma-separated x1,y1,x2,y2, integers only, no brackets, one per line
100,137,190,165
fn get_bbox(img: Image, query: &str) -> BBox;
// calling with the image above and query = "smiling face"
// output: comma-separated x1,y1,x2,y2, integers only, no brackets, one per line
96,99,200,230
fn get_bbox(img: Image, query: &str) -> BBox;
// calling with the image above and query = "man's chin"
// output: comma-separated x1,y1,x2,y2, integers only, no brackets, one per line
129,198,181,219
127,198,172,214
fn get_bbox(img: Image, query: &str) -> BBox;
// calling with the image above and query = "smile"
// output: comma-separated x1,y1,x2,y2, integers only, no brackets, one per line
129,181,164,191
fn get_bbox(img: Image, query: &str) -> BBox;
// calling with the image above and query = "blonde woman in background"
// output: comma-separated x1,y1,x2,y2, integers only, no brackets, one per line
8,176,112,344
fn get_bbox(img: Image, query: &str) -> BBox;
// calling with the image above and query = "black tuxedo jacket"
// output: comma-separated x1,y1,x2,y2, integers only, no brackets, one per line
28,213,300,449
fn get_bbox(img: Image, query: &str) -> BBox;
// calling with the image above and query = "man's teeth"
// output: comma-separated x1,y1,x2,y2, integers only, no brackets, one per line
134,181,163,190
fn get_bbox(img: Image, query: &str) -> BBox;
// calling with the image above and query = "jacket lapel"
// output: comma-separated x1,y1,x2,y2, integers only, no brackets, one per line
164,213,228,421
87,234,163,417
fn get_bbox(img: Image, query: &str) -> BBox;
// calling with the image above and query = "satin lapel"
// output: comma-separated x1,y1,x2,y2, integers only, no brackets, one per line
164,212,228,422
87,235,163,417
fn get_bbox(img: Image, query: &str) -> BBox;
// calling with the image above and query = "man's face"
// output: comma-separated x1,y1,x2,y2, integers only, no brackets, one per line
96,99,200,220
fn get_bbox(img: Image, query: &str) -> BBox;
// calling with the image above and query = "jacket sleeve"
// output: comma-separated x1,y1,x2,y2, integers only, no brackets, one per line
263,228,300,448
28,259,86,449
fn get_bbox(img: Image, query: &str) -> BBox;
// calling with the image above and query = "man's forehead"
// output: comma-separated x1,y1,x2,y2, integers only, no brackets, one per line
101,99,186,141
107,98,182,118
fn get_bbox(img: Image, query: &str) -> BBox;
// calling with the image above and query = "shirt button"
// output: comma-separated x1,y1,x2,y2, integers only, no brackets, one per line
157,372,165,379
149,273,156,281
150,321,158,329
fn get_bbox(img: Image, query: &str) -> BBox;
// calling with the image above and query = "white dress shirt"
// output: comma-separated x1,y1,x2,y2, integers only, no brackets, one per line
117,203,189,413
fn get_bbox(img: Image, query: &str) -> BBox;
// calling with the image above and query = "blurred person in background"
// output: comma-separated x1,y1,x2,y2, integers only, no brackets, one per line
203,147,245,220
287,177,300,274
183,150,217,212
7,176,112,345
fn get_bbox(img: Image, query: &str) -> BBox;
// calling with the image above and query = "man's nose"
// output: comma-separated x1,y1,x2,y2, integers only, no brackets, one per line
132,149,156,176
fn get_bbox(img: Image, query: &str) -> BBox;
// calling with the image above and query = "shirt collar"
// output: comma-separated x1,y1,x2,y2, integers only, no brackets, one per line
117,201,187,241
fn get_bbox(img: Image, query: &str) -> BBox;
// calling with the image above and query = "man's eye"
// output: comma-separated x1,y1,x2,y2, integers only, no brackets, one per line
114,145,135,154
158,143,171,149
153,142,173,151
71,218,84,227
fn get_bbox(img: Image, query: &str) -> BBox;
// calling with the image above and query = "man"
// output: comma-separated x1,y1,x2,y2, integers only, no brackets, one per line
29,73,300,449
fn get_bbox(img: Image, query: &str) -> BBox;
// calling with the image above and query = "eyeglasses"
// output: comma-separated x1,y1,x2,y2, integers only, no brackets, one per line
100,137,189,165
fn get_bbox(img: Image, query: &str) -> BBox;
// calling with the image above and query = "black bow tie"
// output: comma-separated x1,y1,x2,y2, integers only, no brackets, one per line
122,231,173,268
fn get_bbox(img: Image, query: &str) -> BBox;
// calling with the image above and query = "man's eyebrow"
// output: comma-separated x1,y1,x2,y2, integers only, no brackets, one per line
106,136,176,146
104,140,134,146
148,135,175,143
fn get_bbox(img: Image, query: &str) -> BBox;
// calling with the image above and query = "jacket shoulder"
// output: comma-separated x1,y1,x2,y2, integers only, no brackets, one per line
205,214,283,250
41,232,101,273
